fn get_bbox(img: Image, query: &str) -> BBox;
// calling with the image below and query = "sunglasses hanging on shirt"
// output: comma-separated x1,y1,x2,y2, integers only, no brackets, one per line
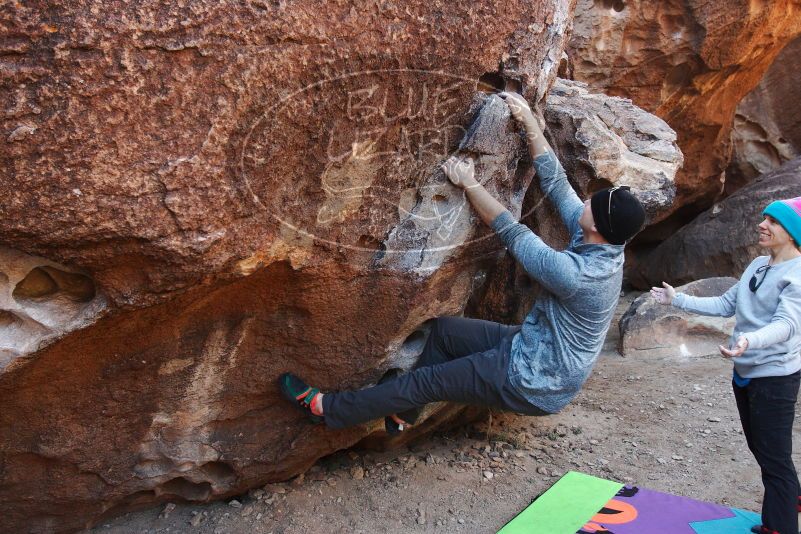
749,264,772,292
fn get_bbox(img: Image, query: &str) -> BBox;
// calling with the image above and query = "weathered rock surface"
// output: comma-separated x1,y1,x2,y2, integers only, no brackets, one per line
728,35,801,190
619,278,738,359
0,247,107,370
1,0,575,309
568,0,801,221
632,157,801,289
1,1,581,532
543,79,680,220
0,2,687,533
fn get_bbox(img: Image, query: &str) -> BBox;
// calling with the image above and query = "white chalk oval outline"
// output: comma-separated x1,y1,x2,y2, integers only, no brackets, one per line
237,68,544,257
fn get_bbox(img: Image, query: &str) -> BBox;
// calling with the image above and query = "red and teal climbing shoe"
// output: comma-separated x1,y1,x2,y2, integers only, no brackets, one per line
278,372,323,424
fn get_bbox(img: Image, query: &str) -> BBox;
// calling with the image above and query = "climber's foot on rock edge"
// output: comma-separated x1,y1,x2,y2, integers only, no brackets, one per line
278,372,324,424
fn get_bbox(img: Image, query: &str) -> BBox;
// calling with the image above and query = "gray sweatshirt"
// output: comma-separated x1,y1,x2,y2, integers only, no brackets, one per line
490,152,625,413
673,255,801,378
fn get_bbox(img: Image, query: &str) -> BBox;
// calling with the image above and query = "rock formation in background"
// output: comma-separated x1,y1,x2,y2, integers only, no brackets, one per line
727,35,801,192
1,1,583,531
619,277,737,360
543,79,680,220
632,157,801,290
567,0,801,229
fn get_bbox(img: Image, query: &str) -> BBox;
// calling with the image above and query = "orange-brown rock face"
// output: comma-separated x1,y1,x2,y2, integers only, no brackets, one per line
728,34,801,190
568,0,801,223
1,1,580,531
0,256,478,533
1,0,574,308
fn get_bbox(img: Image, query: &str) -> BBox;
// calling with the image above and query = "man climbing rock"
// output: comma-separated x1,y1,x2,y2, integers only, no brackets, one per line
279,91,646,432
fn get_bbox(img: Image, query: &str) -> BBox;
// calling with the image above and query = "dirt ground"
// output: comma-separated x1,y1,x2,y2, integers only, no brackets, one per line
91,293,801,534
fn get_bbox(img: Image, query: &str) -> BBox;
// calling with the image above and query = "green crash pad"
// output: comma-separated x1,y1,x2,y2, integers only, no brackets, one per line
498,471,623,534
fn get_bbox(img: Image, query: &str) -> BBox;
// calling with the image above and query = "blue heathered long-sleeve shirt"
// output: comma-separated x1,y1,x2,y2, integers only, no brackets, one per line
489,152,625,413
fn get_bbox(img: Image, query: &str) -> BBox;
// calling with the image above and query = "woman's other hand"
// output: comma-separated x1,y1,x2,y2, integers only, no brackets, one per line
719,336,749,358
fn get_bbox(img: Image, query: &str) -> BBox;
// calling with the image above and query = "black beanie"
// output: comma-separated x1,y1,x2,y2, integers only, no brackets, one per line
590,186,646,245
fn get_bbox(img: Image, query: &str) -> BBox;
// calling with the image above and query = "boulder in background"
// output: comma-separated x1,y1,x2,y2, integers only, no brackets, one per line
632,157,801,289
619,277,738,359
567,0,801,227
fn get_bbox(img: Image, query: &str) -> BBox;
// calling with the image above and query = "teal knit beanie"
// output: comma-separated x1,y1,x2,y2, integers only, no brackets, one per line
763,196,801,247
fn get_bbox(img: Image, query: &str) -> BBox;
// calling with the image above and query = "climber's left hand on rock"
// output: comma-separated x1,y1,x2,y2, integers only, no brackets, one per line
441,155,478,190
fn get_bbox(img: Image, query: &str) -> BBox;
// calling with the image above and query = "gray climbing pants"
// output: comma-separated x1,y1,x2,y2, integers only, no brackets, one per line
322,316,549,429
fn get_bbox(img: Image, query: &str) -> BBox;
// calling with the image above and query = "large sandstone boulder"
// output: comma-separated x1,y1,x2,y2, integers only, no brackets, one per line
1,0,570,309
0,3,685,533
728,35,801,190
632,157,801,289
619,278,738,359
567,0,801,224
1,1,584,532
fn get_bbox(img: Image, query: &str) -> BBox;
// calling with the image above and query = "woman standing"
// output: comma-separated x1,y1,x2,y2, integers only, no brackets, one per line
651,197,801,534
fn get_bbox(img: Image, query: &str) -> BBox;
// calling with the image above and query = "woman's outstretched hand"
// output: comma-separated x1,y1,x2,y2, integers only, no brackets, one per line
719,336,749,358
650,282,676,305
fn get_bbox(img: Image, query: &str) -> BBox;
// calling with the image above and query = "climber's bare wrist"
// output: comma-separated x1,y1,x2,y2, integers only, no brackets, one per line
522,120,550,157
521,115,538,133
459,178,480,190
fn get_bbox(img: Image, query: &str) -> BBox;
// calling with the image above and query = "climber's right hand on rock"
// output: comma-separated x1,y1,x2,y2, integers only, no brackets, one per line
441,155,478,190
499,91,535,128
649,282,676,306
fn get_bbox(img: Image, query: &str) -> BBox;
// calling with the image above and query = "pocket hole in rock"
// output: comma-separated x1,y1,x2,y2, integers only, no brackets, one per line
13,266,95,303
663,62,693,94
402,328,428,352
398,324,432,363
0,310,22,328
383,323,434,374
378,367,403,384
373,241,387,262
97,490,157,521
357,234,382,251
200,461,237,483
504,78,523,93
477,72,506,94
599,0,626,11
587,177,615,195
157,477,212,501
